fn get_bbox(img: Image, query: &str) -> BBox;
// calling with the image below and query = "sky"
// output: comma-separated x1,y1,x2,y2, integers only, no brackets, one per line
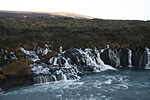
0,0,150,20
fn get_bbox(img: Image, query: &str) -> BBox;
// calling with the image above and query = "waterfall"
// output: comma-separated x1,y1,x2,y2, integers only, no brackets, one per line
20,47,40,62
10,51,18,60
49,57,59,65
34,76,48,84
17,44,150,84
37,44,51,56
51,75,57,81
145,48,150,69
59,46,63,53
76,48,115,71
128,49,132,67
108,49,120,67
34,75,58,84
62,74,67,81
2,43,150,87
31,46,117,84
96,49,116,71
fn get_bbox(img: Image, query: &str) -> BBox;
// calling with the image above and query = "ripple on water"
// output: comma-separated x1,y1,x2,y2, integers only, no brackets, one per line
0,70,150,100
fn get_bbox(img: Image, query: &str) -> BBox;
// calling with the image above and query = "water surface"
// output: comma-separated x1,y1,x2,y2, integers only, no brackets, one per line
0,69,150,100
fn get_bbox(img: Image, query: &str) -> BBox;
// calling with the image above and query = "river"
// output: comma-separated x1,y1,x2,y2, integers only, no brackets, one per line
0,69,150,100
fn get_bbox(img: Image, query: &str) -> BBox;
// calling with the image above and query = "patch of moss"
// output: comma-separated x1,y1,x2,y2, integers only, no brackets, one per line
0,59,32,78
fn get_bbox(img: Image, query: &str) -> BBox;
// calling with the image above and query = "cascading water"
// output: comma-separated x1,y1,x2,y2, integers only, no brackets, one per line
76,48,116,71
37,44,51,56
12,44,150,84
108,49,120,67
145,48,150,69
29,46,117,84
20,47,40,62
128,49,132,67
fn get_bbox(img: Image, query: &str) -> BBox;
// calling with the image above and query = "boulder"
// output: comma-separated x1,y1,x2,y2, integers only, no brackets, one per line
0,59,33,91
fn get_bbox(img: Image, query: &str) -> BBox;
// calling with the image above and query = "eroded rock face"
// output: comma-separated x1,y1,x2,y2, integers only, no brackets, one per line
0,59,32,77
0,76,33,91
0,59,33,91
0,45,150,91
119,49,129,67
100,48,118,67
132,49,148,68
100,48,150,68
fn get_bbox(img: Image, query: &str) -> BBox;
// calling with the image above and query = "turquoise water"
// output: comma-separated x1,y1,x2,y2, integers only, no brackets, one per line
0,69,150,100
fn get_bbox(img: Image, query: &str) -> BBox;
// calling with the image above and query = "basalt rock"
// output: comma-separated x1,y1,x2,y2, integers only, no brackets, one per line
119,49,129,67
0,59,33,91
132,49,148,68
0,46,150,91
100,48,118,67
0,76,33,91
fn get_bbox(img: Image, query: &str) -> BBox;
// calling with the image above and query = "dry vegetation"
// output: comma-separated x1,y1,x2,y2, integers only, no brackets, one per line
0,59,32,80
0,16,150,51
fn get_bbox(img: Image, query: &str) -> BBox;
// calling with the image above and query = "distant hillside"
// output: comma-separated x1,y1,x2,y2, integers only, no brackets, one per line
0,16,150,51
0,10,93,19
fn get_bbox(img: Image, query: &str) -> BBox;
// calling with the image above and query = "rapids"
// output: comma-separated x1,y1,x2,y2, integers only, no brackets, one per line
0,69,150,100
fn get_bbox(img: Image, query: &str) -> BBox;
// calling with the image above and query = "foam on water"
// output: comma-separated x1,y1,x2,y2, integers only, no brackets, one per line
1,70,149,100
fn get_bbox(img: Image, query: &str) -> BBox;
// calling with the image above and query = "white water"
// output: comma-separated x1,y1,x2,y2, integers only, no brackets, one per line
48,47,116,71
31,47,116,83
62,74,67,81
20,47,40,62
145,48,150,69
108,49,120,67
12,45,150,84
0,49,18,62
77,48,116,71
37,44,51,55
1,70,150,100
51,75,57,81
30,63,50,75
128,49,133,67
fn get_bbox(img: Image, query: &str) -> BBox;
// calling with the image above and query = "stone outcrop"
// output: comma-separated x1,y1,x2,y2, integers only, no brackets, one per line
0,45,150,91
0,59,33,91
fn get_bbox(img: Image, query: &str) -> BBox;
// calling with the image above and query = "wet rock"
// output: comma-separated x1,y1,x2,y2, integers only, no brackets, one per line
119,49,129,66
62,49,83,65
1,45,150,91
100,49,117,67
0,59,33,91
40,51,57,63
131,49,148,68
139,52,148,68
0,76,33,91
0,59,32,77
0,87,2,92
